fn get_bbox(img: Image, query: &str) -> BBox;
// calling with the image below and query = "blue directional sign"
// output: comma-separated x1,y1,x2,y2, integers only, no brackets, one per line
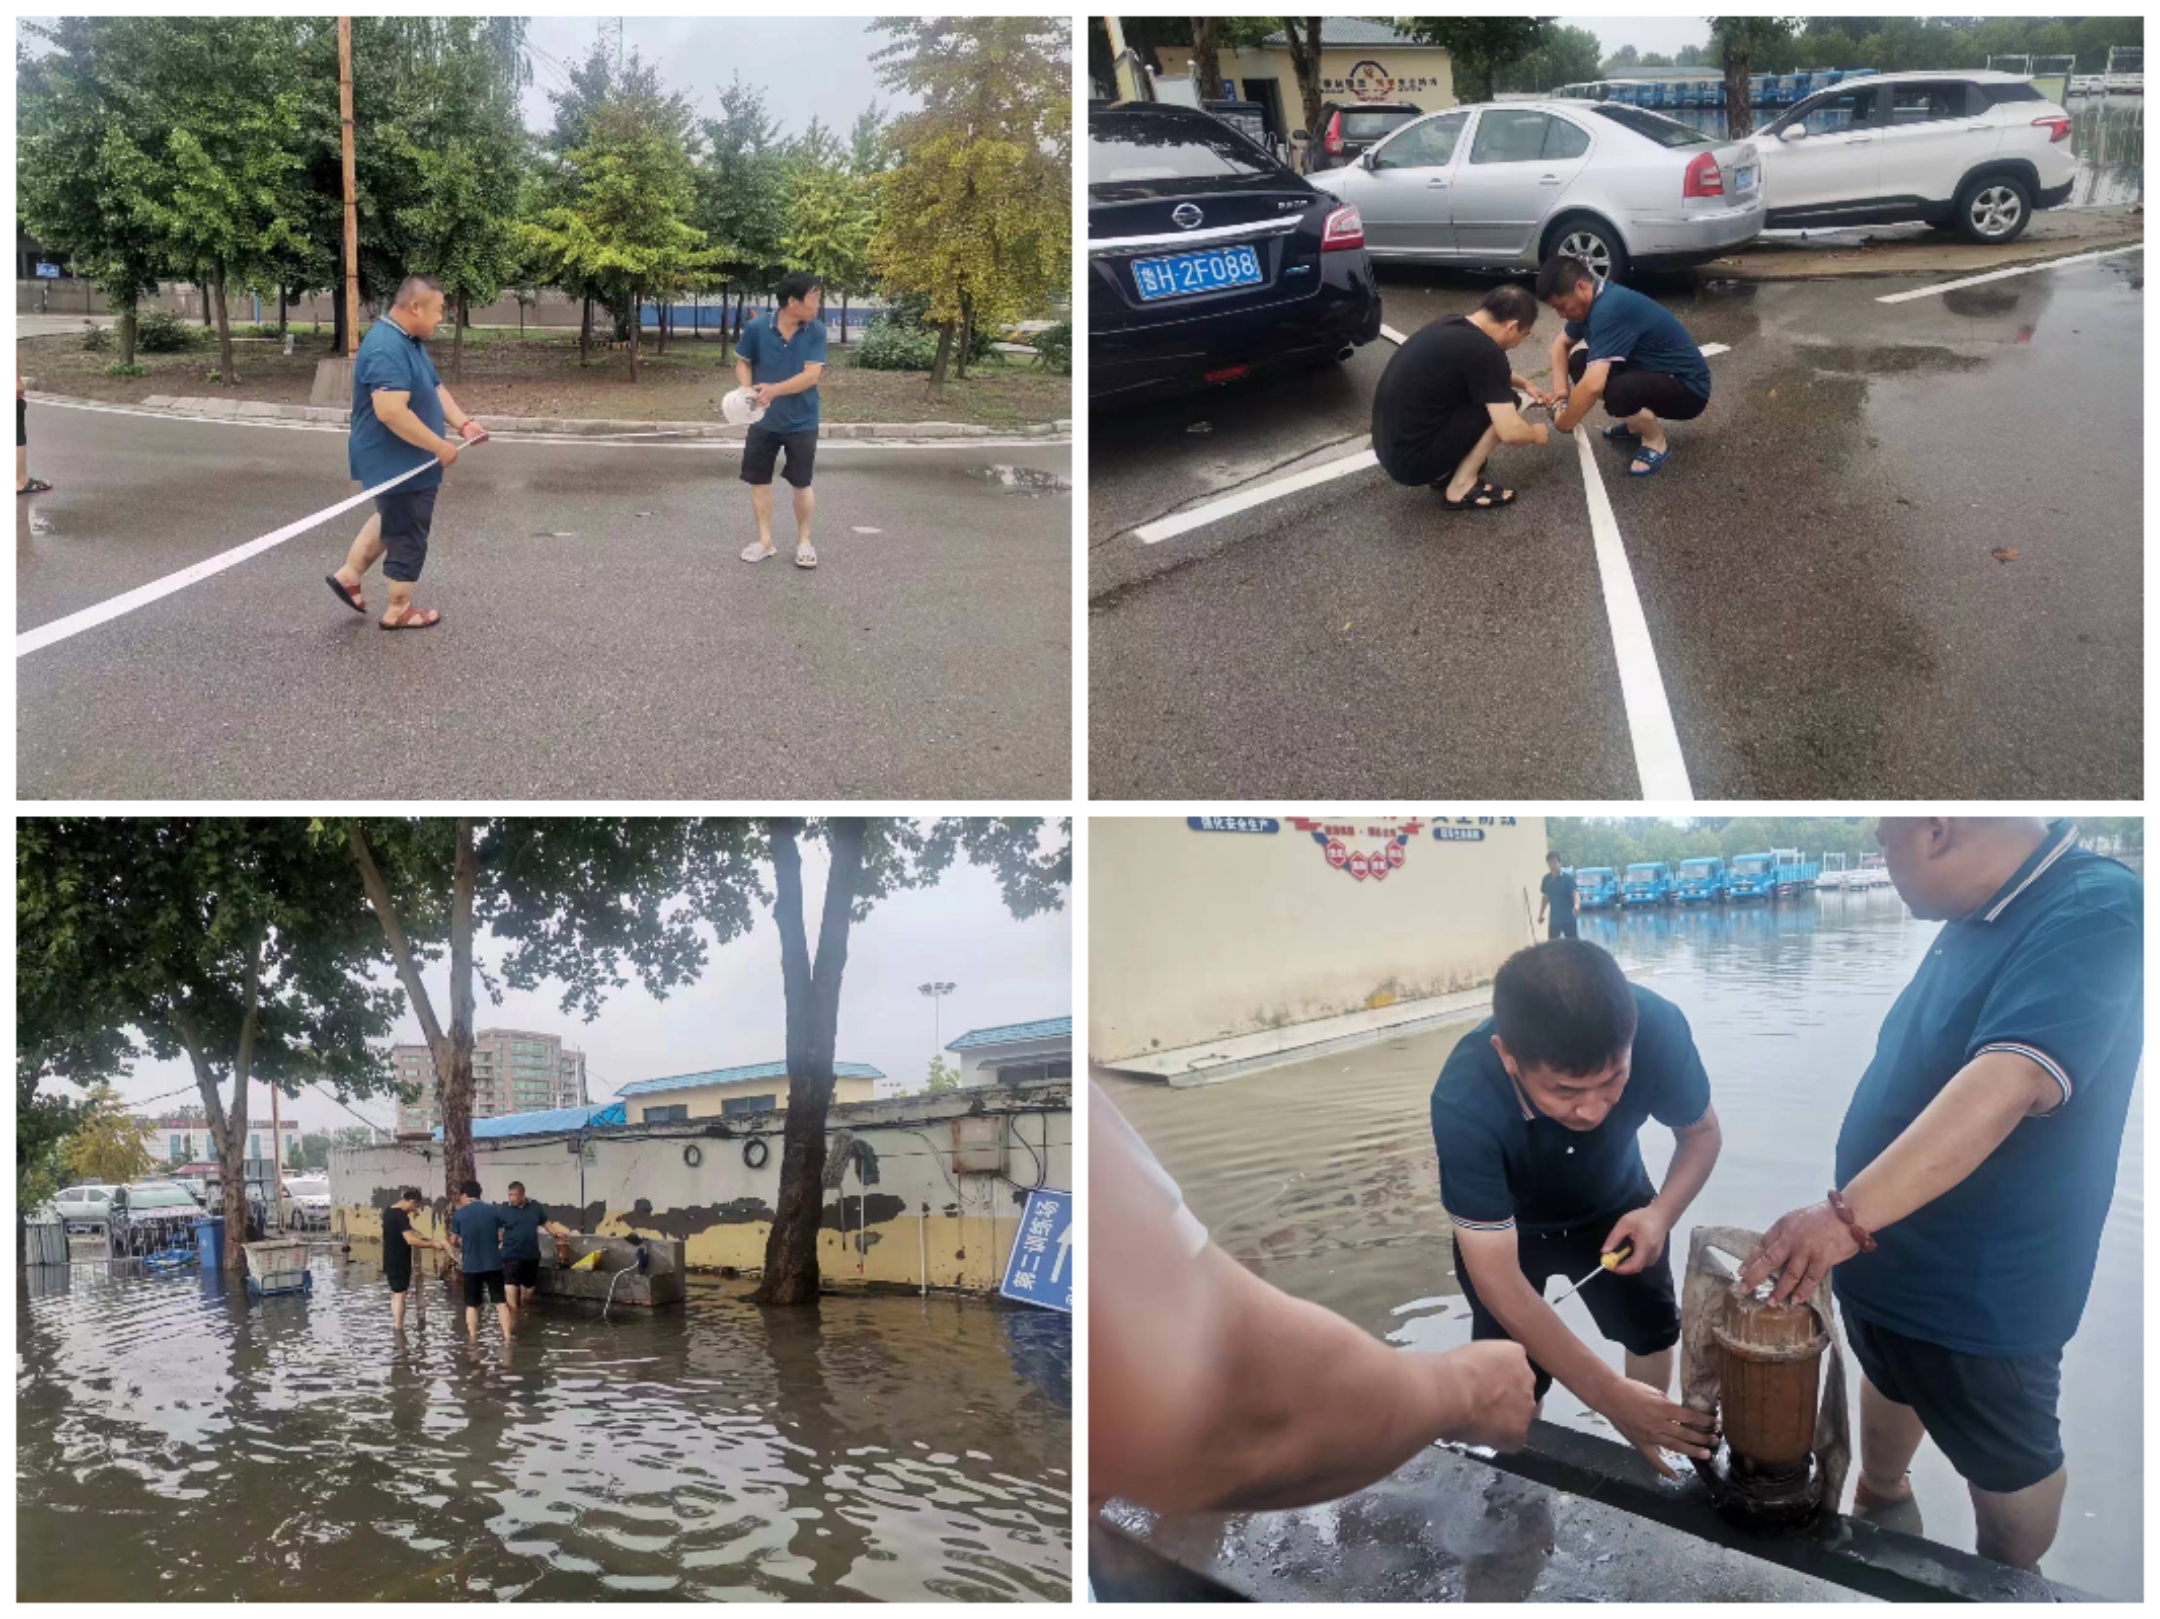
34,263,61,279
1000,1187,1072,1313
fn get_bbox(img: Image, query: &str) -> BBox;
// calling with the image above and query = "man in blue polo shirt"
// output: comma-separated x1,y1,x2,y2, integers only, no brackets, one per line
1536,257,1711,478
325,274,488,630
1433,939,1724,1478
736,271,829,570
1741,818,2141,1573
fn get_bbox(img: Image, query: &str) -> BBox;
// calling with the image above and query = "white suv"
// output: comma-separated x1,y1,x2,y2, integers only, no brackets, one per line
1752,70,2076,244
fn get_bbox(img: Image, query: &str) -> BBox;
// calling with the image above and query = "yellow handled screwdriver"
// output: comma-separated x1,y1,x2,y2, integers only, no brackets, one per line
1548,1240,1635,1307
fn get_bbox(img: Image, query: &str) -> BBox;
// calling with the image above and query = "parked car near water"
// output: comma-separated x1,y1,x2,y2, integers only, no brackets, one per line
1751,70,2075,244
109,1181,207,1254
1089,101,1382,404
1310,99,1764,283
52,1183,119,1233
280,1175,332,1231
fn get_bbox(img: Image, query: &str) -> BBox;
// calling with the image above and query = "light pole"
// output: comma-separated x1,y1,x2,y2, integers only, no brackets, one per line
918,981,957,1063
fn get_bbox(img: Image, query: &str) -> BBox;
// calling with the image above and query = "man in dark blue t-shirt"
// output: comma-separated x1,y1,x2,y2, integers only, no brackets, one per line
1538,852,1580,940
1741,818,2141,1573
1537,257,1711,478
1432,939,1723,1477
446,1179,515,1343
736,271,830,570
325,274,489,630
498,1180,576,1310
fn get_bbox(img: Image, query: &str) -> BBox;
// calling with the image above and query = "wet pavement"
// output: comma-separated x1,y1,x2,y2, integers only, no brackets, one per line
1101,891,2142,1599
1090,256,2141,798
17,1256,1072,1601
16,405,1071,799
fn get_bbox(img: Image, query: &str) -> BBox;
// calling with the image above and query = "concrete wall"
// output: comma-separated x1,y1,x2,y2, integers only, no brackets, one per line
618,1071,878,1123
957,1035,1072,1088
328,1082,1070,1295
1090,815,1548,1060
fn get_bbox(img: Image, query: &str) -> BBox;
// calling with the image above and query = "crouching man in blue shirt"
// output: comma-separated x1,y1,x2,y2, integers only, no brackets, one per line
1434,939,1724,1478
1742,818,2142,1573
1537,257,1712,478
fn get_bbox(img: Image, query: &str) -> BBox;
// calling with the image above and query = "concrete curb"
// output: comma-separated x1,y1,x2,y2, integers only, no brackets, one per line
101,395,1072,439
1713,220,2144,282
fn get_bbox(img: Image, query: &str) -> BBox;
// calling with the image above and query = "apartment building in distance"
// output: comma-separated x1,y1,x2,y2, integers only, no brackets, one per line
394,1029,588,1134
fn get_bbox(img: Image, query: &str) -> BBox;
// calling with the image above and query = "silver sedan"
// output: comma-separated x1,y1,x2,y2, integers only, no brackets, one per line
1311,99,1764,283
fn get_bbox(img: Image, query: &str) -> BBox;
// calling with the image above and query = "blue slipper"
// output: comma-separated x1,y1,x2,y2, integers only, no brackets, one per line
1626,446,1671,477
1602,423,1640,444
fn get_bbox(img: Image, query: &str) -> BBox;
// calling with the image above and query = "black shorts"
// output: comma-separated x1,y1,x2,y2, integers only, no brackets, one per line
375,487,438,583
740,425,816,489
17,396,26,448
1844,1312,2064,1493
462,1268,507,1307
1568,348,1709,423
504,1256,540,1289
1453,1209,1680,1401
386,1268,412,1297
1548,915,1579,940
1377,406,1495,489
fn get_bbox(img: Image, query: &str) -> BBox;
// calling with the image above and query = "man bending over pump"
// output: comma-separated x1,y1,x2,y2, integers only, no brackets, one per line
1538,257,1712,478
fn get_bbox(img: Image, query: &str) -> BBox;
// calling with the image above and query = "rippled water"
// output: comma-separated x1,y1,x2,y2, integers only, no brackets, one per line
17,1261,1071,1601
1106,891,2141,1599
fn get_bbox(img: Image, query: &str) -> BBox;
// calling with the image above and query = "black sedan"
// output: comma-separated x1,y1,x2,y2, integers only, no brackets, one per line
1089,102,1382,406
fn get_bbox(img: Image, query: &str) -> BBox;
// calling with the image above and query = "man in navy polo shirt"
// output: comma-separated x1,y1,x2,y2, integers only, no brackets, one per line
736,271,828,570
326,274,488,630
1536,256,1711,478
1741,818,2141,1572
1433,939,1724,1477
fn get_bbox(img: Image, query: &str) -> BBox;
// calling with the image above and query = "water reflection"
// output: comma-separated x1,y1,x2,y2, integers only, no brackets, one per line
1105,894,2140,1599
17,1262,1071,1602
1654,99,2144,207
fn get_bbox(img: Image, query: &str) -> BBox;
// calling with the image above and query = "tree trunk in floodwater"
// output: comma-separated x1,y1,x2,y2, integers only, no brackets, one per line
211,265,237,384
442,819,479,1197
754,818,869,1306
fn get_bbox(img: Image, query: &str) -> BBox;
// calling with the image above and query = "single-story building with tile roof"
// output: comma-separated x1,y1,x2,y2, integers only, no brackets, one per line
1150,20,1455,147
611,1060,883,1124
947,1016,1073,1088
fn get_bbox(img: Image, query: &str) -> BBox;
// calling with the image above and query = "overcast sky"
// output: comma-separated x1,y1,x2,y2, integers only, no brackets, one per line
519,17,917,143
69,835,1070,1137
1556,16,1713,60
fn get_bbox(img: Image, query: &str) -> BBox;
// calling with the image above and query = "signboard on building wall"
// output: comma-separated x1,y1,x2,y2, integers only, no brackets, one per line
1319,63,1449,101
999,1187,1072,1313
35,263,62,279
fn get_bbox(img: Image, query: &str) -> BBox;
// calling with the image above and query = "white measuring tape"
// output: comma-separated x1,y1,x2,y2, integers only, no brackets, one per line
17,444,481,659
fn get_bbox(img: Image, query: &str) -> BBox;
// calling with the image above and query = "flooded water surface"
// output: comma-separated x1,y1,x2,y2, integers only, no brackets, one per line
1105,891,2141,1600
17,1264,1071,1601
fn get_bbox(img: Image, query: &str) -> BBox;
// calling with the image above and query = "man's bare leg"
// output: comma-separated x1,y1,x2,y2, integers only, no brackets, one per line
1624,1346,1673,1393
792,485,815,561
392,1289,407,1331
744,483,776,557
1972,1466,2067,1572
496,1300,515,1343
16,444,28,492
1627,407,1667,471
1441,426,1502,504
335,512,385,598
1854,1374,1926,1508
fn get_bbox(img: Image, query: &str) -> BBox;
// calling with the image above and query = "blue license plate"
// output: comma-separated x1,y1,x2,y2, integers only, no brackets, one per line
1131,243,1265,302
1732,163,1757,192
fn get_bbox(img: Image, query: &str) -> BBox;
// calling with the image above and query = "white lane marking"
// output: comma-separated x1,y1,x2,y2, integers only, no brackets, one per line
1571,425,1693,800
18,451,455,658
1874,244,2144,304
1136,449,1379,544
24,396,1067,450
851,526,883,534
1698,342,1731,357
1380,323,1409,345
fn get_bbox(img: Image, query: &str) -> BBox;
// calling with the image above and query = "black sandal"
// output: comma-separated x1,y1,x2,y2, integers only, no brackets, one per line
1440,482,1512,512
326,573,366,614
18,477,52,495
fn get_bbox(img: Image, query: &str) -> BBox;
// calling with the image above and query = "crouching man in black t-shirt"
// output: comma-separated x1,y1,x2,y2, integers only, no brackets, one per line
1371,283,1553,512
380,1186,447,1333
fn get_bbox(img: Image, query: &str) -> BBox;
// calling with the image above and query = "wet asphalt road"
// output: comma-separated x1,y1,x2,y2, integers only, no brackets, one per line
1090,256,2143,799
17,406,1071,799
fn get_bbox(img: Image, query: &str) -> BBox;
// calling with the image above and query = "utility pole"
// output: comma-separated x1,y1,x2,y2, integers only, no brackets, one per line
339,17,360,356
919,981,957,1063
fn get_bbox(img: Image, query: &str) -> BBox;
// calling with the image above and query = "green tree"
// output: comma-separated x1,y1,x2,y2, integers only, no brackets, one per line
1711,17,1798,137
61,1084,157,1187
109,17,311,386
745,819,1070,1305
781,140,876,344
1497,23,1605,93
926,1053,963,1093
1393,17,1554,106
524,58,722,382
698,75,791,353
869,17,1071,384
296,1130,333,1171
1602,42,1641,74
18,819,405,1270
17,19,170,368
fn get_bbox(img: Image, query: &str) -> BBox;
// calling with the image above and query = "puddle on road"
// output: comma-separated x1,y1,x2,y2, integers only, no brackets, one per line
982,464,1072,497
18,1259,1071,1602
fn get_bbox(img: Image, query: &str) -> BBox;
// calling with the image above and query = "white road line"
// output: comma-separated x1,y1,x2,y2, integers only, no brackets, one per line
1135,449,1379,544
1380,323,1409,345
1697,342,1731,357
1874,244,2144,304
18,451,454,658
1570,426,1693,800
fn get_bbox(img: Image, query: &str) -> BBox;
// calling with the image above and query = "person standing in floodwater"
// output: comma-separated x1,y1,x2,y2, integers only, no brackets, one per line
498,1182,577,1311
1539,851,1580,940
1741,817,2142,1575
445,1180,515,1343
381,1187,447,1332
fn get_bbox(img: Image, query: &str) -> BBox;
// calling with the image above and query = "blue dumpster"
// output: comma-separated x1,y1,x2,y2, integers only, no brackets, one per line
194,1216,225,1270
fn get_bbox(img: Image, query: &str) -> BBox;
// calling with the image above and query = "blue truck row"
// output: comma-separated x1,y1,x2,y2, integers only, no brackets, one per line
1575,851,1823,909
1552,68,1877,110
